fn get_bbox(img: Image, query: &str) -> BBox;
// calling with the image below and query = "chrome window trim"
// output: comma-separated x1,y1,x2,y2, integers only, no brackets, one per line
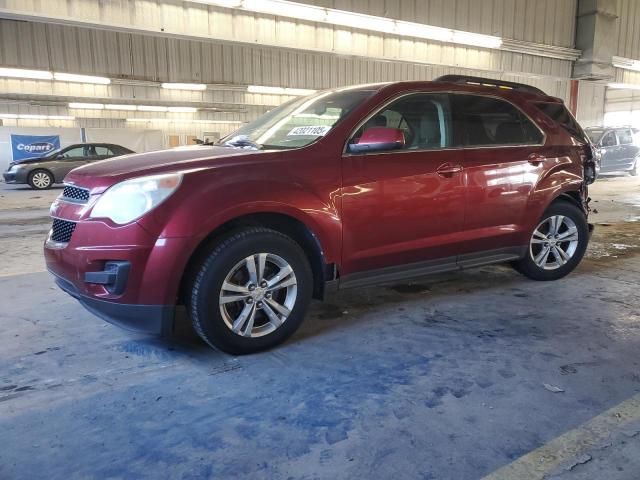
342,90,547,156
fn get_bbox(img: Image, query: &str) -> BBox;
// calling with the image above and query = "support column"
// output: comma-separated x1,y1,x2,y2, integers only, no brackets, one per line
573,0,618,81
569,80,580,115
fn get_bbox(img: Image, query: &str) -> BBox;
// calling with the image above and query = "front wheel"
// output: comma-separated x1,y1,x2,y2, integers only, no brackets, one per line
630,159,638,176
28,169,54,190
513,201,589,281
188,227,313,354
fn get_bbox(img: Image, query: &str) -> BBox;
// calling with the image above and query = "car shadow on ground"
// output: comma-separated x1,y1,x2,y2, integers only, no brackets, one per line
166,265,539,354
149,217,640,356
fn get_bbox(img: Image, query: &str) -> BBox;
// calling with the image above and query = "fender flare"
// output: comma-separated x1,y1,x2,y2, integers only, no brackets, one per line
197,201,340,264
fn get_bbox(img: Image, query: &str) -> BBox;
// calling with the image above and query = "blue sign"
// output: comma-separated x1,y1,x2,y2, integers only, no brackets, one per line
11,134,60,161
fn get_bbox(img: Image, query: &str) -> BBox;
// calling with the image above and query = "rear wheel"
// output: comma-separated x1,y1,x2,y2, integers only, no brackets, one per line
513,201,589,281
188,227,313,354
28,169,53,190
630,158,638,176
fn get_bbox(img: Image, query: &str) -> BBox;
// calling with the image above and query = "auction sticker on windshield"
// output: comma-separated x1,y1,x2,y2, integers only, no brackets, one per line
287,125,331,136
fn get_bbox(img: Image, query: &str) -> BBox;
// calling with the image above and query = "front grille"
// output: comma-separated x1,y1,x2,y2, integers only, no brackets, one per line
62,184,90,203
51,218,76,243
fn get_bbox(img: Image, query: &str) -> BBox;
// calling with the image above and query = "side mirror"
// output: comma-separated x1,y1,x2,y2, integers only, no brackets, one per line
348,127,405,153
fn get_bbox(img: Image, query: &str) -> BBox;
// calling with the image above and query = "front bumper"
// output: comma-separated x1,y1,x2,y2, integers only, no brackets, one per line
3,171,18,183
3,167,29,184
44,194,199,334
50,269,174,334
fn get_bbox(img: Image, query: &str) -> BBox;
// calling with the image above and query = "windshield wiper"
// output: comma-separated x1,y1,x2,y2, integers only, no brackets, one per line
260,144,296,150
222,135,262,150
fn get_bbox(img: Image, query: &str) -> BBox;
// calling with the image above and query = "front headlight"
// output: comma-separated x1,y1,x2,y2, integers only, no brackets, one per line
90,173,182,224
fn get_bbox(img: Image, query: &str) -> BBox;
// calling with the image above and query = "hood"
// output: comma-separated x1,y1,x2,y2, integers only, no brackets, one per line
12,156,53,165
66,145,267,191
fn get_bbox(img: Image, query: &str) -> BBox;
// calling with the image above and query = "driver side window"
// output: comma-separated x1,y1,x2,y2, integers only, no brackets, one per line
60,147,85,159
601,132,617,147
350,93,451,152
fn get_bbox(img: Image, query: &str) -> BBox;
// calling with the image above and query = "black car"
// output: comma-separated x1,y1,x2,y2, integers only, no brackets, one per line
3,143,134,189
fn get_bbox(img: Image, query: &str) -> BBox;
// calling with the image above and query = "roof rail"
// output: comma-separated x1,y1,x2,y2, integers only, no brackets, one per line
434,75,546,95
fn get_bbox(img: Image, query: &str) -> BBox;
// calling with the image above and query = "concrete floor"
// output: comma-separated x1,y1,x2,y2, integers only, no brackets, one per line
1,176,640,479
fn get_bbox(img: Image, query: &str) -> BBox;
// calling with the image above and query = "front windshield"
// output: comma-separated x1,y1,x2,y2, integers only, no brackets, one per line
585,129,605,144
44,148,62,158
220,89,376,149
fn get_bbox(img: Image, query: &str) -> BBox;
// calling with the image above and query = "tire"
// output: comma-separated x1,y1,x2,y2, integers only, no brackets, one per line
513,200,589,281
188,227,313,354
629,159,638,176
28,169,54,190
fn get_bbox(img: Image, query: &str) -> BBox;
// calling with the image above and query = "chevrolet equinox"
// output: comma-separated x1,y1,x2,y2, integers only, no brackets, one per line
45,76,596,354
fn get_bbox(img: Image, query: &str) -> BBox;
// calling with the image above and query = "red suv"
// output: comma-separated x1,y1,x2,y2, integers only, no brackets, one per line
45,76,596,354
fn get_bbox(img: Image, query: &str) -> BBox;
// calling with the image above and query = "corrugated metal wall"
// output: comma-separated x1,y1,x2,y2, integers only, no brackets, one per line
606,0,640,127
601,86,640,127
0,19,572,95
615,0,640,58
0,116,238,139
304,0,577,47
605,87,640,112
0,0,579,50
0,0,575,79
576,82,606,127
0,17,574,85
0,0,587,141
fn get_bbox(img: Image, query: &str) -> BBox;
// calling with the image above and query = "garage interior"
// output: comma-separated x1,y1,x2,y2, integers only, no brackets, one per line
2,0,640,478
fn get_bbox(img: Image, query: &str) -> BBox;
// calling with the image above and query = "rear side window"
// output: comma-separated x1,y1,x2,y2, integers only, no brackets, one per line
451,94,543,147
95,146,115,155
534,102,587,143
616,129,633,145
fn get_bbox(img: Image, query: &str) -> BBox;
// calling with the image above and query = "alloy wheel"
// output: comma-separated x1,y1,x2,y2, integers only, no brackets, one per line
31,172,51,189
219,253,298,338
529,215,579,270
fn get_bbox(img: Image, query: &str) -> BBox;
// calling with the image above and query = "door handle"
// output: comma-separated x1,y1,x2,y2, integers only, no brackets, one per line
436,164,463,177
528,153,547,165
